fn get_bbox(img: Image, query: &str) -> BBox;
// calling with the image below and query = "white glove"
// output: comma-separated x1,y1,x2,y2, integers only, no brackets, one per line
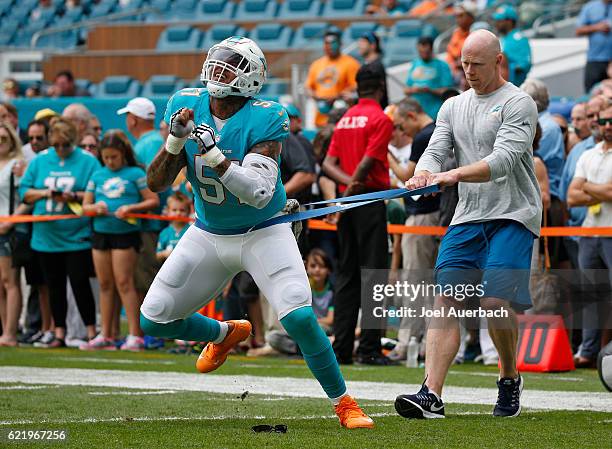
165,108,194,155
190,124,225,167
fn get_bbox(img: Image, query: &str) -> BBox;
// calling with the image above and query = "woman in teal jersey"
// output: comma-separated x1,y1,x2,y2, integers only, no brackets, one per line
82,130,159,351
0,122,24,347
20,118,100,348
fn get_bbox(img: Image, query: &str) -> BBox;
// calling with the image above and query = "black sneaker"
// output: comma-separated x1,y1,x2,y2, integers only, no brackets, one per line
395,382,445,419
19,330,43,345
493,375,523,417
356,354,399,366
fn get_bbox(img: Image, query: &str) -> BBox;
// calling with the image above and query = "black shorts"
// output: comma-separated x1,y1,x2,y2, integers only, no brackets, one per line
92,232,141,251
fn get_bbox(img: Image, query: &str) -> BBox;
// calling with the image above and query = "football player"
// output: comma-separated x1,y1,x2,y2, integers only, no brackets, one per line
140,36,373,429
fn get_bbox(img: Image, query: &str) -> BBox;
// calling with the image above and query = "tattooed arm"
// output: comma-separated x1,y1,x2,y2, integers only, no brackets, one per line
147,149,187,193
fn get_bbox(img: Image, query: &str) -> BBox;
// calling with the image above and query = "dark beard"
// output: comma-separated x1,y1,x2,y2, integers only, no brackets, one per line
210,96,249,120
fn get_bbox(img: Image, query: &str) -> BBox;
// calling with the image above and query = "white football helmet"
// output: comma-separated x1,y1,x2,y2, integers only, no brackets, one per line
201,36,267,98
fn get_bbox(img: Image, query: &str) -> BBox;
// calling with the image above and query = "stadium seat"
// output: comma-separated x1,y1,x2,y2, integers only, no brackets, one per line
0,20,18,46
142,75,186,98
144,0,173,22
87,0,117,19
258,78,289,96
75,78,97,97
195,0,235,23
391,19,423,38
278,0,322,19
201,24,248,50
0,0,13,18
113,0,147,22
341,22,378,45
35,29,79,49
234,0,279,20
57,6,85,24
7,4,35,25
249,24,293,51
292,22,329,50
157,25,204,52
167,0,198,21
97,75,141,98
321,0,367,18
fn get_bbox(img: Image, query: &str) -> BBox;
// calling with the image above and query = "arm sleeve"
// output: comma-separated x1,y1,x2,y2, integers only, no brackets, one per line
86,178,95,193
573,152,588,180
576,5,589,26
250,104,290,147
482,96,538,180
135,168,148,190
163,93,177,123
409,128,431,163
438,60,454,88
156,232,166,252
326,131,340,158
414,100,454,173
306,62,317,92
364,115,393,162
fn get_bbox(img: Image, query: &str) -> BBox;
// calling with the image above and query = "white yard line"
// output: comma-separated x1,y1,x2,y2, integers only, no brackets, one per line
0,385,58,390
56,357,176,365
0,366,609,413
448,370,584,382
88,390,179,396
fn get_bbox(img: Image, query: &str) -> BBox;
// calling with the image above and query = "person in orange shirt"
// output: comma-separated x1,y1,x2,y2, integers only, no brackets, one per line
408,0,452,17
305,29,360,127
446,1,477,76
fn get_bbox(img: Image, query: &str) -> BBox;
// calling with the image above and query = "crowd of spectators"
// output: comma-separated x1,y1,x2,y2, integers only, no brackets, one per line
0,1,610,369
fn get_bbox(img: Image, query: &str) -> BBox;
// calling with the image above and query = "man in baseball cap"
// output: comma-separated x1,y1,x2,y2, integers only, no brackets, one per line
117,97,156,121
493,4,531,86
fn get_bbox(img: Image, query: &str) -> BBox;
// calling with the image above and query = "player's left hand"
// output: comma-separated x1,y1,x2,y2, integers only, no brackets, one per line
115,205,131,219
190,123,217,154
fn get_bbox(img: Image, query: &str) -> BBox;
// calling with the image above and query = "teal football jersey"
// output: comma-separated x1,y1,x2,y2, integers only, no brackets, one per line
86,165,147,234
19,147,101,252
164,88,290,234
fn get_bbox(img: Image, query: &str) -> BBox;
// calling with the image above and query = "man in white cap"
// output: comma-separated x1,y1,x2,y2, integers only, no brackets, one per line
117,97,166,312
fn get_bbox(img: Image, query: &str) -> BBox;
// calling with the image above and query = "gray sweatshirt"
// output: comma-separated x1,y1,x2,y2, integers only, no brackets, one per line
415,82,542,236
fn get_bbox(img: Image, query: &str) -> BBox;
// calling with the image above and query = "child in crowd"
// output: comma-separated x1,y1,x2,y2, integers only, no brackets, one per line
81,130,159,351
156,192,191,263
266,248,335,355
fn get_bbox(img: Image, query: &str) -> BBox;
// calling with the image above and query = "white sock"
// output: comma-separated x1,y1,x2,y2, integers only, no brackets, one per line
330,392,348,406
428,388,441,401
213,322,229,344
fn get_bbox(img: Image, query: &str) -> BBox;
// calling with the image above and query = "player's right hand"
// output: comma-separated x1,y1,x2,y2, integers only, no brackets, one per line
405,172,431,190
169,108,195,138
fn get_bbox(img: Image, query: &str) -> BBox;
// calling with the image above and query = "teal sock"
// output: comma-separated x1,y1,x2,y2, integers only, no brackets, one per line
140,313,221,342
281,306,346,399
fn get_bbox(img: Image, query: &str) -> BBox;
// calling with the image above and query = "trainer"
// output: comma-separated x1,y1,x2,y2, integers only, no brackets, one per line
395,30,541,419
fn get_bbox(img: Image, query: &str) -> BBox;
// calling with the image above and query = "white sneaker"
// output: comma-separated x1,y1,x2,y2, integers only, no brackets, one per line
120,335,145,352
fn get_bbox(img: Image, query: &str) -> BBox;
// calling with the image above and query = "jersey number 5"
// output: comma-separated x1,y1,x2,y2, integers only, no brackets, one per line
194,157,246,205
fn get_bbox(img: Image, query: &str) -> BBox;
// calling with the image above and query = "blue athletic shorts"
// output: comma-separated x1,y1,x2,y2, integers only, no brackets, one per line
435,220,536,307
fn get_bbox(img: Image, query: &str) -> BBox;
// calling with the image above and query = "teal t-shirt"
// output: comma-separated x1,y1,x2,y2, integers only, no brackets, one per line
500,29,532,86
86,165,147,234
164,88,290,234
156,223,189,253
19,147,100,252
134,129,170,233
405,57,453,120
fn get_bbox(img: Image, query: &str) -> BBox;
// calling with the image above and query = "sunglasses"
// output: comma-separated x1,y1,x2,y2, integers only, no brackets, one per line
53,142,72,150
29,135,45,142
81,143,97,149
251,424,287,434
597,117,612,126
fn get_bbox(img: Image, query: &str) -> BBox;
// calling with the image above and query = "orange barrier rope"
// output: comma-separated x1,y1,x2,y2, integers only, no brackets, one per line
1,214,611,237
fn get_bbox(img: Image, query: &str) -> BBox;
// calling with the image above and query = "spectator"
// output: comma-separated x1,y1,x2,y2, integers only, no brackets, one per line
81,130,159,351
266,248,335,354
409,0,453,16
19,118,100,348
22,119,49,162
493,4,532,86
404,36,454,120
156,192,191,264
116,97,166,302
283,103,315,161
576,0,612,93
1,78,19,102
357,31,389,109
62,103,93,143
552,113,570,156
89,115,102,139
30,0,53,21
0,123,24,347
385,104,412,189
569,103,593,152
0,103,27,144
446,1,477,78
521,79,566,267
79,131,99,158
366,0,408,16
25,82,43,98
305,29,360,127
560,96,607,274
567,103,612,367
322,66,393,365
47,70,90,97
387,98,440,361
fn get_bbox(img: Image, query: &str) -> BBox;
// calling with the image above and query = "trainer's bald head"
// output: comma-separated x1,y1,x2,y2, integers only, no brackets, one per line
462,29,501,60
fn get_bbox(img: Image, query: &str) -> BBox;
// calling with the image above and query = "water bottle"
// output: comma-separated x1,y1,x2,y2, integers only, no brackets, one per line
406,336,419,368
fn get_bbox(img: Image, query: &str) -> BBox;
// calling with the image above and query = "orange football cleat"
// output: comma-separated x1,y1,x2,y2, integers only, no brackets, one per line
334,395,375,429
196,320,252,373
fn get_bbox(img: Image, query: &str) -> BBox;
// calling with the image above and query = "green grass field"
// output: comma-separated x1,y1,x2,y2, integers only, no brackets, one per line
1,347,610,449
